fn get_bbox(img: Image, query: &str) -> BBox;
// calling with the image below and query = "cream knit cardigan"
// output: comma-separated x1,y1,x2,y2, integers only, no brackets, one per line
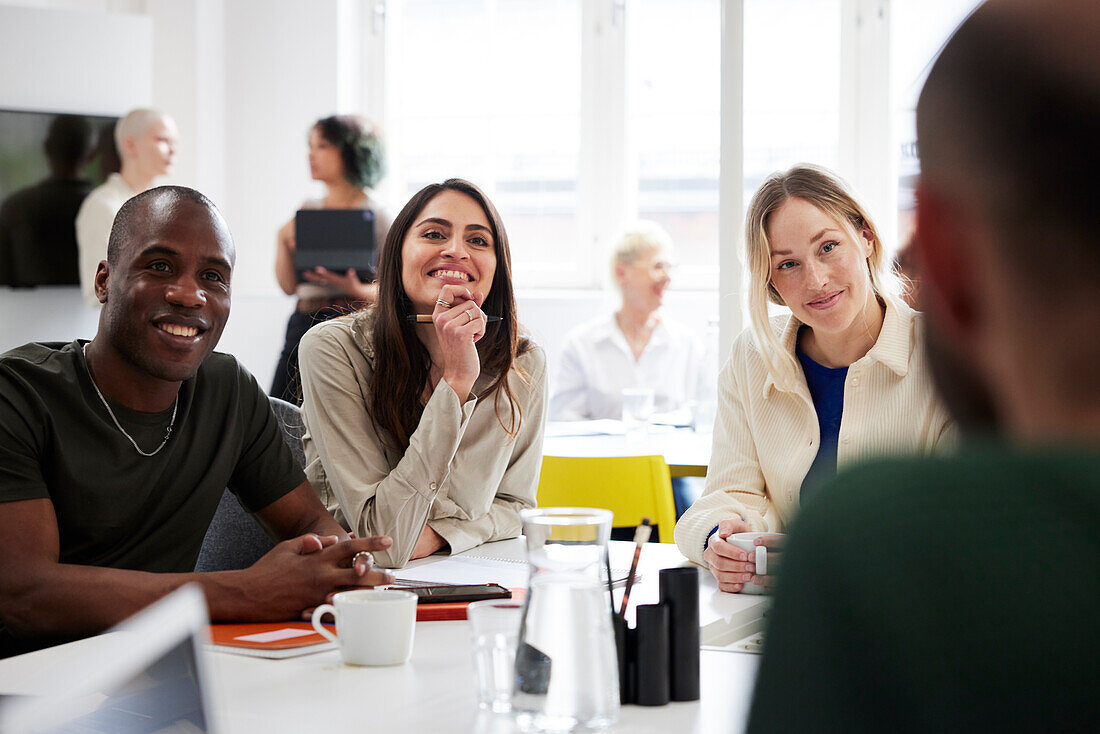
674,302,955,566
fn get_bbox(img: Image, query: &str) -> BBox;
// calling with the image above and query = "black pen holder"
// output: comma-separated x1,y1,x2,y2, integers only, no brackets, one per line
614,603,672,706
659,566,700,701
613,567,701,707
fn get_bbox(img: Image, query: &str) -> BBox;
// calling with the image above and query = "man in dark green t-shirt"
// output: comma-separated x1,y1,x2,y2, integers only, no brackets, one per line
748,1,1100,731
0,186,394,657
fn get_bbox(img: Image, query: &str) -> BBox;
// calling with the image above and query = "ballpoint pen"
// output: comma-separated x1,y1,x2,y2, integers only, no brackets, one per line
405,314,503,323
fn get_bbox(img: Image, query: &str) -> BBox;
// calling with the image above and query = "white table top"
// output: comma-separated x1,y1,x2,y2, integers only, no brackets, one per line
0,540,763,734
543,424,713,477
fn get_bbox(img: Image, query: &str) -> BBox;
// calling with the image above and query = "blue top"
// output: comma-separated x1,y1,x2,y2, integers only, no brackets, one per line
796,334,848,501
702,334,850,551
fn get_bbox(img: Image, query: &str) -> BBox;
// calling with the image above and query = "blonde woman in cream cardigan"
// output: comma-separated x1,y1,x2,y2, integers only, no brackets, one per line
674,165,954,593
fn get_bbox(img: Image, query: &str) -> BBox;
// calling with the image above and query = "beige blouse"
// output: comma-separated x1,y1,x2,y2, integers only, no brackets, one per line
299,310,548,568
674,302,955,566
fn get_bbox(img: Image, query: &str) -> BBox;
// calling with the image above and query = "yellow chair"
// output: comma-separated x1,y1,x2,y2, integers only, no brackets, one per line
536,455,677,543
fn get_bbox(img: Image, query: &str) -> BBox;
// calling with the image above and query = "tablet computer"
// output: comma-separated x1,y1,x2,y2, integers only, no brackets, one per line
293,208,377,282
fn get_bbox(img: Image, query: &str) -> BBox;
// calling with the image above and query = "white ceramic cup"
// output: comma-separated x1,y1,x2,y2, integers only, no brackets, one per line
723,531,785,595
311,589,418,666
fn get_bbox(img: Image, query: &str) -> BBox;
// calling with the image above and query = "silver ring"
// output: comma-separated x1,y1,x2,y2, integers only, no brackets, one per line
436,298,452,308
353,551,374,568
466,309,474,323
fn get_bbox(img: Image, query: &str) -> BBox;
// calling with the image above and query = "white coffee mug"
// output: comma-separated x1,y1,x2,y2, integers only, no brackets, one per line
311,589,418,666
723,531,784,595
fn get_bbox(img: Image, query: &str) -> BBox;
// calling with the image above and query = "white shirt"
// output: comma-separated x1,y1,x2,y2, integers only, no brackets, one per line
550,313,703,421
74,173,137,307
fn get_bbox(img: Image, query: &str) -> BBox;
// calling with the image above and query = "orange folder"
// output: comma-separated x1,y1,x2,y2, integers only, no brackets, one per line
208,621,336,658
208,589,526,658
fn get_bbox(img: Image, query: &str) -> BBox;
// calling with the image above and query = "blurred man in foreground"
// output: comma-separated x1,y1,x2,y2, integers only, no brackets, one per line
748,1,1100,731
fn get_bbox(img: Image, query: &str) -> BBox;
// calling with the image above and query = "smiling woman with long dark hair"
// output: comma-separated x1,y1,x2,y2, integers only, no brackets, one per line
297,179,547,568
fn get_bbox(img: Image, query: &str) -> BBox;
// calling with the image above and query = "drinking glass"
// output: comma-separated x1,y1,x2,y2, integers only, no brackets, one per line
621,388,655,439
512,508,619,732
468,600,524,714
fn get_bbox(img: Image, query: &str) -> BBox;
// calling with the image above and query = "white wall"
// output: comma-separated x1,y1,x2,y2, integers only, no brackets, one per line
0,0,339,382
0,1,722,393
220,0,343,298
0,4,149,117
0,3,152,351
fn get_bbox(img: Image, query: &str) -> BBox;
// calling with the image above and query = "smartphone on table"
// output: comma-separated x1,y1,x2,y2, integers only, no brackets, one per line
392,581,512,604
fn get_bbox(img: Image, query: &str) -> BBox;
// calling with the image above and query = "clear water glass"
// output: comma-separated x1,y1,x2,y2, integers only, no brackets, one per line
513,508,619,732
621,388,655,439
468,600,524,714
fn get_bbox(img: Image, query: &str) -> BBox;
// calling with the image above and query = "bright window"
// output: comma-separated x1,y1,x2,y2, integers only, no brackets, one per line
389,0,583,285
388,0,722,290
744,0,841,201
627,0,721,289
381,0,980,290
891,0,981,244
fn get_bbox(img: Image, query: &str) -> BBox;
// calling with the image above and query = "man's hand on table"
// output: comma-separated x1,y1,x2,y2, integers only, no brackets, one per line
238,534,395,621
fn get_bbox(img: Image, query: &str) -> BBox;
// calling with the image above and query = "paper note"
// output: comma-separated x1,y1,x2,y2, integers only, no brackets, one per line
234,628,318,643
395,554,631,588
395,555,531,588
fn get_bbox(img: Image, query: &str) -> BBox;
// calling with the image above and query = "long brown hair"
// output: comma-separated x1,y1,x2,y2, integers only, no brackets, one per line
370,179,531,452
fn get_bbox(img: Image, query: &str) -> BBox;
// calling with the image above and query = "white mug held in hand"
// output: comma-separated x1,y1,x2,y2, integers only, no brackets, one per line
311,589,418,666
724,532,783,595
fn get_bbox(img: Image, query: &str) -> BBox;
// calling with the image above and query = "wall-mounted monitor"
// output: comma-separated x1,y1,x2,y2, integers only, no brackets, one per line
0,108,120,288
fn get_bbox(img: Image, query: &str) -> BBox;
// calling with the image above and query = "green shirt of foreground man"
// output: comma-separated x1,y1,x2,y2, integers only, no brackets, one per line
0,186,393,658
748,0,1100,731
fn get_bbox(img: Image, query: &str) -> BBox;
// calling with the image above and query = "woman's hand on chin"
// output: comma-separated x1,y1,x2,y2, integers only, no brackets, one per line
433,284,487,401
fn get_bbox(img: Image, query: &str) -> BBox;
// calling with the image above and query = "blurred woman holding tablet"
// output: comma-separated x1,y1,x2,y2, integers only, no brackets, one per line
271,115,390,404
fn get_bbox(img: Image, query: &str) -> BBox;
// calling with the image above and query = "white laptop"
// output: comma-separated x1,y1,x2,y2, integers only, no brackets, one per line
0,584,220,734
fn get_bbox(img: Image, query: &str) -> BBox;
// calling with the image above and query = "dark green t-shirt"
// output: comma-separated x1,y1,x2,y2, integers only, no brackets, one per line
747,445,1100,734
0,340,305,572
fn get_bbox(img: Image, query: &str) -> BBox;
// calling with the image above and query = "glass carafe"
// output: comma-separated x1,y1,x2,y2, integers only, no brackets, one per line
513,508,619,732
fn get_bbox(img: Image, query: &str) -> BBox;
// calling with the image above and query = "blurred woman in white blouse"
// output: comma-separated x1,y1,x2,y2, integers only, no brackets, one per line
674,164,954,592
550,221,702,422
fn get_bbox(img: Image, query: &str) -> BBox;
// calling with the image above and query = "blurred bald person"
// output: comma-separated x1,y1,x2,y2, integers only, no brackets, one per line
748,1,1100,732
76,108,179,306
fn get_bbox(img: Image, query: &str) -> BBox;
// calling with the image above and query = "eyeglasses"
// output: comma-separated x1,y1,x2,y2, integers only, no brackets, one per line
646,260,676,275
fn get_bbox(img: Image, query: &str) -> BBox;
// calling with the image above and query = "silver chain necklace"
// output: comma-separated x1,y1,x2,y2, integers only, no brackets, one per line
82,343,178,457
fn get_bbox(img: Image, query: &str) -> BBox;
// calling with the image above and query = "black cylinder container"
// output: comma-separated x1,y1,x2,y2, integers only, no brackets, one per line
659,566,700,701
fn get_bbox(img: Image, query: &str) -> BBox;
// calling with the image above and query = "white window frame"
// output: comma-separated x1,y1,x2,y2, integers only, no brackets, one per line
348,0,934,350
719,0,745,360
840,0,897,253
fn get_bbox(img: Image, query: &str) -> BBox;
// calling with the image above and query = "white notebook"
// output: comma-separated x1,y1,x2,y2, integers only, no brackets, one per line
394,554,635,588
